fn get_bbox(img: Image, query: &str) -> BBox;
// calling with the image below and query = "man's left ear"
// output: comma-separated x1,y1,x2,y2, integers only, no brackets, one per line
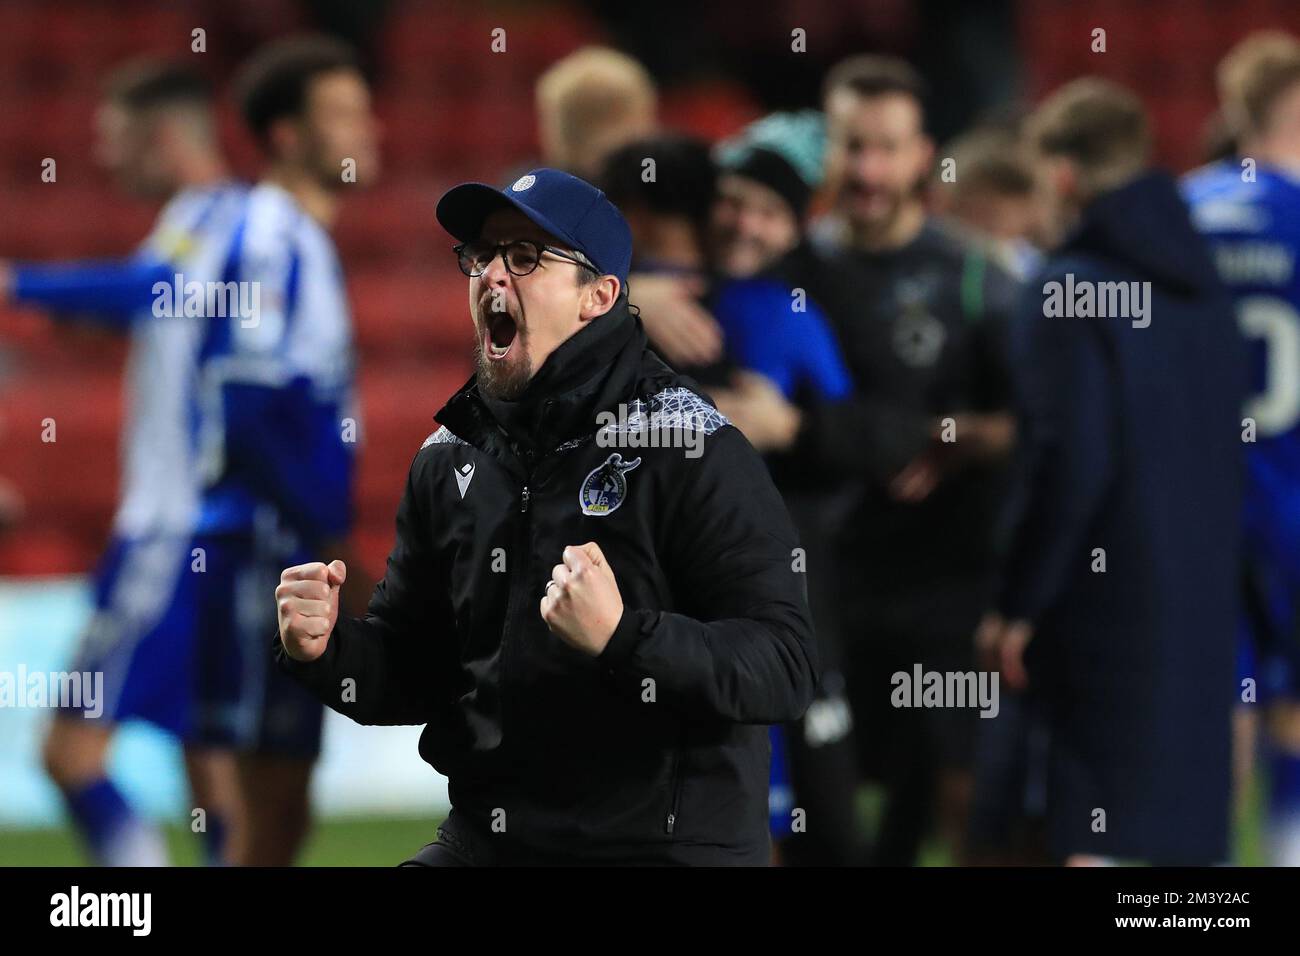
579,275,621,322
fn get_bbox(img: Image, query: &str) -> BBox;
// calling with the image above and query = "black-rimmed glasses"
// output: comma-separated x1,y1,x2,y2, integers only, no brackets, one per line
454,239,600,278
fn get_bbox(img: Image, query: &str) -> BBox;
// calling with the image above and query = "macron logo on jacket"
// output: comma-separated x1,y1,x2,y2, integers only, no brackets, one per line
454,462,475,498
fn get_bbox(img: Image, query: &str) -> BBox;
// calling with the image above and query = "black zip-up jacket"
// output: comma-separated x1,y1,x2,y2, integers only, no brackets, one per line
276,298,818,864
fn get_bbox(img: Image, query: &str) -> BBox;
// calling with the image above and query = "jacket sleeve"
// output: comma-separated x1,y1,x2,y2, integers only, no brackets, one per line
597,424,819,724
996,281,1118,622
275,449,459,725
11,254,176,323
796,301,855,402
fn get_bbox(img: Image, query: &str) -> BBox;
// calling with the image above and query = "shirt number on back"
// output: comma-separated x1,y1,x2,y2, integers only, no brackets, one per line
1239,295,1300,437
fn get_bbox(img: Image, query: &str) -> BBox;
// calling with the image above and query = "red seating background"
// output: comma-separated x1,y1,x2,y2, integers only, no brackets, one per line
3,0,1299,579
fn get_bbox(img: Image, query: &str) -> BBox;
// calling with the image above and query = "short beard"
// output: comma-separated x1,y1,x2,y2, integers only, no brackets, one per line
474,339,533,400
848,189,904,232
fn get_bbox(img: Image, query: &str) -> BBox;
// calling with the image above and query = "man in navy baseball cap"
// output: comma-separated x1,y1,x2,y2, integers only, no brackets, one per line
436,167,633,399
279,163,817,867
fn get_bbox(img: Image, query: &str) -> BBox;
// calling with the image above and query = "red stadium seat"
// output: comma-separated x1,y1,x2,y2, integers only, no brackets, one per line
349,267,476,357
0,527,104,577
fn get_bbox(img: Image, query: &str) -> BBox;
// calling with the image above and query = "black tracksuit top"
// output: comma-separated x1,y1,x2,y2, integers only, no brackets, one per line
276,299,818,864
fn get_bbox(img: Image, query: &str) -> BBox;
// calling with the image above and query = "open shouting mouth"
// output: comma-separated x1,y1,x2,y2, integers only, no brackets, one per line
484,310,518,361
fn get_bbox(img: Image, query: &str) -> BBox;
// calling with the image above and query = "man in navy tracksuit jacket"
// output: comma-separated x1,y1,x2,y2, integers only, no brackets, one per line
984,80,1245,864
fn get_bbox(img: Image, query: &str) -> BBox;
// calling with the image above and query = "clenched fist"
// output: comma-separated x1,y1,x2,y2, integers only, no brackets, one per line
277,560,347,662
539,543,623,656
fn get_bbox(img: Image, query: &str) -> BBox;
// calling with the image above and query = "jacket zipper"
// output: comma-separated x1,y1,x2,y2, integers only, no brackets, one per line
498,480,532,738
665,743,685,835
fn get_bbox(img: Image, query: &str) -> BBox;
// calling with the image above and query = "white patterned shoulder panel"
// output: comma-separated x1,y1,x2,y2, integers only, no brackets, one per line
599,386,730,436
421,425,468,449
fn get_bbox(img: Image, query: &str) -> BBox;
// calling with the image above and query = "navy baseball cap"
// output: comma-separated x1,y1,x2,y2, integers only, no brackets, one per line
436,168,633,288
